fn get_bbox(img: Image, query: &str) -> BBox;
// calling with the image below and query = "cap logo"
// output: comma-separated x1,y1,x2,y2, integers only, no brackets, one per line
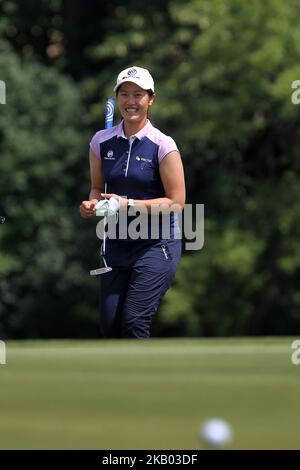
127,68,137,76
115,67,154,92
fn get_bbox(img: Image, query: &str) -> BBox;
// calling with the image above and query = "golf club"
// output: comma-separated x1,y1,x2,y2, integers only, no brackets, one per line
90,98,115,276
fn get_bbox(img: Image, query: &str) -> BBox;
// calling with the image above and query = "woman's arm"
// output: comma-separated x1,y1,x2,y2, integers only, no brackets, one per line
156,150,186,209
80,149,105,218
88,148,105,201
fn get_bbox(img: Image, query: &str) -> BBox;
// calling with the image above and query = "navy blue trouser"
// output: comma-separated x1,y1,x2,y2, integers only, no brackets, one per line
99,239,181,338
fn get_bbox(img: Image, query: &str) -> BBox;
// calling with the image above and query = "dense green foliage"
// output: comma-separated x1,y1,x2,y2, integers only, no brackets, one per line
0,42,98,337
1,0,300,337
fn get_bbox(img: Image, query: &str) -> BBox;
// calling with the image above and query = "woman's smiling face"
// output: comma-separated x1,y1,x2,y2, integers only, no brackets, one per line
117,82,154,125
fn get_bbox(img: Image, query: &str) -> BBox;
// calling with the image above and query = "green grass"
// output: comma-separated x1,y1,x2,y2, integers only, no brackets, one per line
0,337,299,449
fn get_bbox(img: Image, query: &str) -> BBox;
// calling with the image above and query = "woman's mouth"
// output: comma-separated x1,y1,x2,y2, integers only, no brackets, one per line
125,108,138,114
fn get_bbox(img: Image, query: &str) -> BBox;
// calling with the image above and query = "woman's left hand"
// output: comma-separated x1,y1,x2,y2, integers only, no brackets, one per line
101,193,129,210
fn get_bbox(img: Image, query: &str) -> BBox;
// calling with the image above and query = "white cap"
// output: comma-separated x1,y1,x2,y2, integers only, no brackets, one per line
114,66,155,93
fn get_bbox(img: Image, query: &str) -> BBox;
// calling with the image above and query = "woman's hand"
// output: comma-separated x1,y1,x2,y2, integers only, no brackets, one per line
100,193,128,210
79,198,99,218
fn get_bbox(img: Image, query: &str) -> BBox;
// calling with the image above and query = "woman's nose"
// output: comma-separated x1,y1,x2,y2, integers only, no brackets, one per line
126,94,135,104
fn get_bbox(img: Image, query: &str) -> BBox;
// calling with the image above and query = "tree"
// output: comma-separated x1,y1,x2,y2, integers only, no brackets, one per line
1,0,300,337
0,41,99,338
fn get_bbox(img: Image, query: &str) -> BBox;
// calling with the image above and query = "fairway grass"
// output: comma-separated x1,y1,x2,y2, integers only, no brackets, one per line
0,337,299,449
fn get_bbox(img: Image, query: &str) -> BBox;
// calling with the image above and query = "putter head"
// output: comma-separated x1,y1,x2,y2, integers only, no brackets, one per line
90,255,112,276
90,266,112,276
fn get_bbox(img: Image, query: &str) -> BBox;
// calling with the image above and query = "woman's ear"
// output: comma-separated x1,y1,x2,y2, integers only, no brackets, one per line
149,93,155,106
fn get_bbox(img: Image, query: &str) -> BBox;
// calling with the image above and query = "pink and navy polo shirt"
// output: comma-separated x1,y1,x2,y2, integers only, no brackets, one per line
90,120,180,239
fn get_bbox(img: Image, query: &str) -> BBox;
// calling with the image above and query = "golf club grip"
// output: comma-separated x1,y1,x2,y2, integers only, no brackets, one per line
105,98,115,129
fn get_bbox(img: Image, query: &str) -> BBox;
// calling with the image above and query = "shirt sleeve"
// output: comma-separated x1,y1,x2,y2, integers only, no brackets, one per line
158,135,179,163
89,131,101,159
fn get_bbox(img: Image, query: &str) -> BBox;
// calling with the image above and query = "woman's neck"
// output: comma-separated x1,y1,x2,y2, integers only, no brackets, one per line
123,118,148,139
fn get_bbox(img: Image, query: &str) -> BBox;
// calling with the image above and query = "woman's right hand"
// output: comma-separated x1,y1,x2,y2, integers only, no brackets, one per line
79,199,99,218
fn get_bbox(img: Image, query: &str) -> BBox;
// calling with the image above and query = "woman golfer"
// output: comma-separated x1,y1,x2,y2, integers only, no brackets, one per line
80,66,185,338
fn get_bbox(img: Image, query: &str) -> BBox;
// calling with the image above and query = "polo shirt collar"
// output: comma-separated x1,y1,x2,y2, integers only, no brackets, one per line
116,119,152,141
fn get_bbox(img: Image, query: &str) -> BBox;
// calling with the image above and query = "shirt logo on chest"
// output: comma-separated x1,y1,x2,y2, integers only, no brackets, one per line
135,156,152,163
135,155,153,170
105,150,115,160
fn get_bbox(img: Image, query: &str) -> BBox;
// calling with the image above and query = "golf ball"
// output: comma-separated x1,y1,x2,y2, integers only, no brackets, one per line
200,418,233,447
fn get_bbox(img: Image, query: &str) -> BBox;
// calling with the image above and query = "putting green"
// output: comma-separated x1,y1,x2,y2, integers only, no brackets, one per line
0,337,299,449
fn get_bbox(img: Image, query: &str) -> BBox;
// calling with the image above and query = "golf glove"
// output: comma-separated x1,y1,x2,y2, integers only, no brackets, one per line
95,197,120,217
